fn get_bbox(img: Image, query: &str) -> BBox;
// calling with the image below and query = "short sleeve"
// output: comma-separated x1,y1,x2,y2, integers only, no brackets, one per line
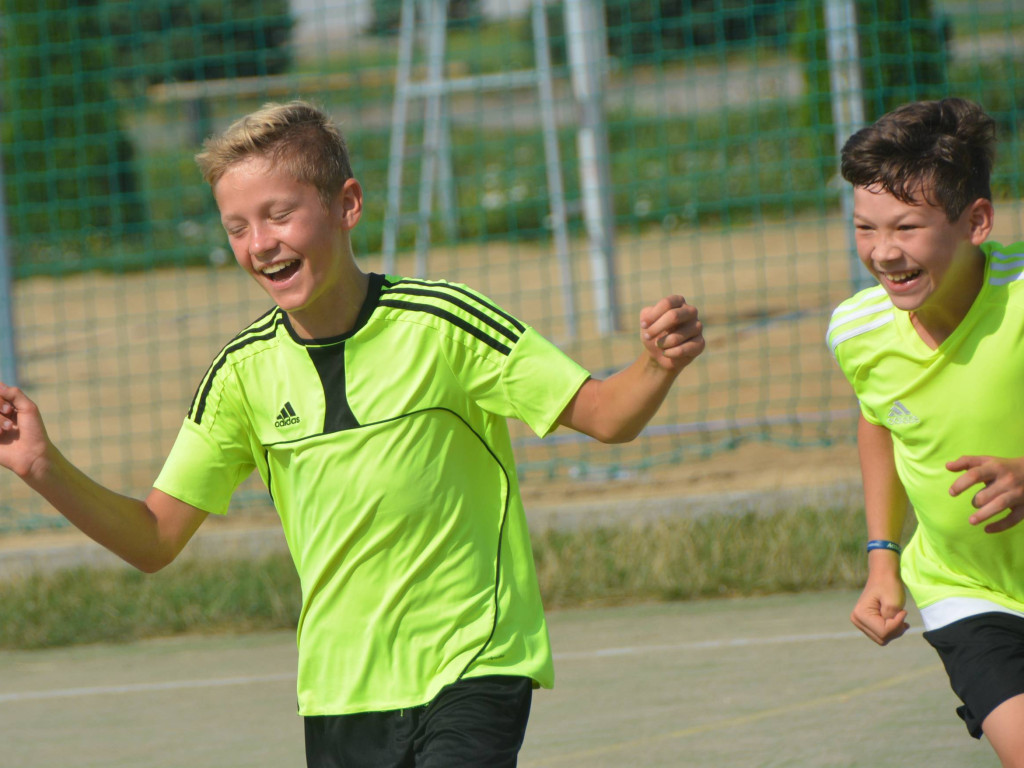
154,419,256,514
859,399,882,426
154,365,258,515
501,327,590,437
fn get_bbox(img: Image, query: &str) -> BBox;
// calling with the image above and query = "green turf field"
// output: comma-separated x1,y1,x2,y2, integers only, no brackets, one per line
0,590,997,768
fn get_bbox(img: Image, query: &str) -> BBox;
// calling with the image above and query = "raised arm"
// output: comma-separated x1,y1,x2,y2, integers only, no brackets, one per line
557,295,704,443
0,383,207,572
850,414,910,645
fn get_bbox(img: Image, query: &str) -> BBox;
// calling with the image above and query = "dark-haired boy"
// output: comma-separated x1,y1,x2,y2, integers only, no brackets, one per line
827,97,1024,766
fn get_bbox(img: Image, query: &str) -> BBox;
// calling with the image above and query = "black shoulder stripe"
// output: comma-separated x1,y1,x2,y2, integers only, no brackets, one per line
236,307,281,342
187,308,280,419
189,329,279,424
385,286,521,344
188,310,283,425
378,299,512,356
388,278,526,334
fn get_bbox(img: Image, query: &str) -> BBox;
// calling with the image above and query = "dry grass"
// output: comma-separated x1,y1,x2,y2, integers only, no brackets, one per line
533,506,869,608
0,503,884,650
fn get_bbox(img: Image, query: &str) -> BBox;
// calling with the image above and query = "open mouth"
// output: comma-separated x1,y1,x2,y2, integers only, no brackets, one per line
883,269,922,285
261,260,300,282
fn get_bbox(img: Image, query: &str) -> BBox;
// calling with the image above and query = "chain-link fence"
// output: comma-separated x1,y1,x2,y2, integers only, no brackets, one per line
1,0,1022,530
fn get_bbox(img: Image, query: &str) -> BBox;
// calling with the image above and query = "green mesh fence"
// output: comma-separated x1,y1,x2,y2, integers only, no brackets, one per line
1,0,1022,530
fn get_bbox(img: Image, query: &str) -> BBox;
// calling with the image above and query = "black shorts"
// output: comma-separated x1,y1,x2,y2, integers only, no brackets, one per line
303,675,533,768
923,612,1024,738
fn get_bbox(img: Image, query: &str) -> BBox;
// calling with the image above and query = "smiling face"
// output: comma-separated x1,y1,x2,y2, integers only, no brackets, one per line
853,184,993,341
214,155,366,339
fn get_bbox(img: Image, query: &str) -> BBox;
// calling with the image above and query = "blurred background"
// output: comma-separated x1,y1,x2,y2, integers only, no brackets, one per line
1,0,1022,532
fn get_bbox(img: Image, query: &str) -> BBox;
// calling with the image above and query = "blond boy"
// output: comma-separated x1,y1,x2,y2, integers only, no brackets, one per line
0,101,705,767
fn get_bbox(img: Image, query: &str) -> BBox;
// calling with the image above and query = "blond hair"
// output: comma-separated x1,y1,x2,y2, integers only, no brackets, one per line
195,100,353,209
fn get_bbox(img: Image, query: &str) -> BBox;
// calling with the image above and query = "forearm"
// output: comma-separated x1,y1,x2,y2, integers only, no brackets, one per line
556,292,702,442
849,414,911,643
560,354,680,443
858,415,908,577
22,445,188,572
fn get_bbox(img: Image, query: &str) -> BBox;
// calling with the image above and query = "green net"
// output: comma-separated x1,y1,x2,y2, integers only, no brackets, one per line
1,0,1022,530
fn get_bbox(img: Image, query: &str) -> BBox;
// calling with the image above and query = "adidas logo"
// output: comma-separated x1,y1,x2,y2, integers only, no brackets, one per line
274,401,301,428
886,400,919,426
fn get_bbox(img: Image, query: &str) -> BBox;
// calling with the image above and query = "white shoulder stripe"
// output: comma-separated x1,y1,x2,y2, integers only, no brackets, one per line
990,248,1024,264
826,292,892,337
987,248,1024,285
828,294,891,324
827,311,894,356
990,269,1024,286
831,286,888,316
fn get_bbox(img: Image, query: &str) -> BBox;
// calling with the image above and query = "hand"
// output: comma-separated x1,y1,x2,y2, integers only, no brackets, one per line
947,455,1024,533
639,295,705,372
0,383,53,480
850,571,909,646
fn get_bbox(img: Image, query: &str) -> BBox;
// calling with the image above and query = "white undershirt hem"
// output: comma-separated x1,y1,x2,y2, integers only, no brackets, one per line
919,597,1024,631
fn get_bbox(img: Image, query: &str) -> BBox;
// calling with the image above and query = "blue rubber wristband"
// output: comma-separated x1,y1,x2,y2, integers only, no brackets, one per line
866,539,902,555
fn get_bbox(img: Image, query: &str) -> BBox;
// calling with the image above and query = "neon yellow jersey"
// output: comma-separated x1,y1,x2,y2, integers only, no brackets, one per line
827,242,1024,614
155,274,590,716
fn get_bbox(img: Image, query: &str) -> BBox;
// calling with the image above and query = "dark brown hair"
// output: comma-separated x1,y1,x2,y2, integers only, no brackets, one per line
840,97,996,221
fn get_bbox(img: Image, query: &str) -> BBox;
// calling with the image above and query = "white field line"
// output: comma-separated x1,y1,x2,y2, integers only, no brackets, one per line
0,673,295,704
553,626,923,660
0,626,923,705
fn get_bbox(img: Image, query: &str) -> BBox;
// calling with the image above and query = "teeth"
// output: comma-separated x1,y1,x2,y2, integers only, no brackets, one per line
261,260,296,276
886,270,920,283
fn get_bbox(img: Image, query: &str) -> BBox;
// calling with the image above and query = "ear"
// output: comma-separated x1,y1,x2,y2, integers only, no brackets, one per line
965,197,994,245
335,178,363,230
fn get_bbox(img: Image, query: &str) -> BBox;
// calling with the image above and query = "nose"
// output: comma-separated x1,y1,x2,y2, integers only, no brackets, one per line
872,233,902,263
248,222,277,259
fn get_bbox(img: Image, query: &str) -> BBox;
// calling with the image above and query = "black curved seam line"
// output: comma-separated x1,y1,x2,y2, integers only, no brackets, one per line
188,308,281,420
264,448,275,507
191,327,280,425
382,286,521,344
448,411,510,681
387,277,527,334
261,406,511,672
263,405,477,446
378,299,512,356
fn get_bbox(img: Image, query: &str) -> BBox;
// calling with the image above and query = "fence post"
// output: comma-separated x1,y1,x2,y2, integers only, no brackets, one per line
564,0,619,334
824,0,871,292
0,145,18,387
